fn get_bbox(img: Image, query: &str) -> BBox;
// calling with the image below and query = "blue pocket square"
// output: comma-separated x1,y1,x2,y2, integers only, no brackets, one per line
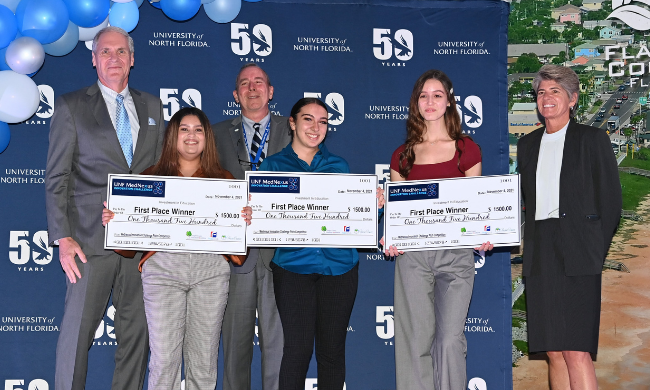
148,117,156,125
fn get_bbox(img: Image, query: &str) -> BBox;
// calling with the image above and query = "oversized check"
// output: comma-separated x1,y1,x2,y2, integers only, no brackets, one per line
384,174,520,251
104,174,248,254
245,172,378,248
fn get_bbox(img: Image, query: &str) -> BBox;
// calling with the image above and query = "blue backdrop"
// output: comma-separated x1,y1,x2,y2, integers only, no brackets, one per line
0,1,511,389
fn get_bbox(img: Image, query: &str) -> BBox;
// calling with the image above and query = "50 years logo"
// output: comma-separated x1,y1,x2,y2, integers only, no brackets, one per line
160,89,202,121
8,231,52,271
305,379,346,389
231,23,272,58
373,28,413,64
468,377,487,390
303,92,344,128
455,95,483,133
376,305,394,343
4,379,49,390
93,305,116,346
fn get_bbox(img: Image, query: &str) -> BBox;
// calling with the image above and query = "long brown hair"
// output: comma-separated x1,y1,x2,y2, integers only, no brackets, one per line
398,69,470,179
150,107,225,178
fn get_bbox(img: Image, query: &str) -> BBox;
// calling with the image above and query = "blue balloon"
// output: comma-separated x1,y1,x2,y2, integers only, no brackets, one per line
109,1,139,32
43,20,79,56
204,0,240,23
0,0,20,13
135,0,144,7
160,0,201,21
0,121,9,153
63,0,110,28
15,0,70,44
0,5,17,49
0,46,10,70
149,0,162,9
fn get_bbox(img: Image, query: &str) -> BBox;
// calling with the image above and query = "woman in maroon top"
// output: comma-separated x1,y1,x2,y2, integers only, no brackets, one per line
385,69,492,390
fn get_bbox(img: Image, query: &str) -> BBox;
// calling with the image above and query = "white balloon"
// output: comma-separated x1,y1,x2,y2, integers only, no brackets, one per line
0,70,40,123
78,16,109,42
0,0,20,13
85,40,93,50
6,37,45,75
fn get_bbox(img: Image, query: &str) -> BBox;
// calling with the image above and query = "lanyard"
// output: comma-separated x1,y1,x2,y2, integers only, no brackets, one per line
242,120,270,171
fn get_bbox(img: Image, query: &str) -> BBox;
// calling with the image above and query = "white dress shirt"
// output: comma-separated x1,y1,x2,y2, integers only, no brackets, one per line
535,120,569,220
98,80,140,153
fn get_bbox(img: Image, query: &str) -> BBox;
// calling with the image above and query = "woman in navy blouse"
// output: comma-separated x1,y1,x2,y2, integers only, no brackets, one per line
258,98,383,390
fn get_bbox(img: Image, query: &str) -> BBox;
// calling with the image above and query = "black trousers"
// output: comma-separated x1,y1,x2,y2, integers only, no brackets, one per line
271,262,359,390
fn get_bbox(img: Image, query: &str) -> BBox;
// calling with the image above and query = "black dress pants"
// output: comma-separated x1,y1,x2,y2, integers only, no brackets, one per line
271,262,359,390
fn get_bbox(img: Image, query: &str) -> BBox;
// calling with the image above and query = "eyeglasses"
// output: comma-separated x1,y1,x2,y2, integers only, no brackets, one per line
238,159,261,170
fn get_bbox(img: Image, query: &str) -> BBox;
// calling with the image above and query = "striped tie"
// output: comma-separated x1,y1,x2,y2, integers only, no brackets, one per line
115,94,133,167
250,122,265,165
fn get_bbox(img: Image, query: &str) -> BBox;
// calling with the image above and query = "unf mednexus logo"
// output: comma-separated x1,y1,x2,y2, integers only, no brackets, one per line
608,0,650,30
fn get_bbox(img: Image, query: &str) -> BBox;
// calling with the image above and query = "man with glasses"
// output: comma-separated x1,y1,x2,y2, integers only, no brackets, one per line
45,26,165,390
213,64,291,390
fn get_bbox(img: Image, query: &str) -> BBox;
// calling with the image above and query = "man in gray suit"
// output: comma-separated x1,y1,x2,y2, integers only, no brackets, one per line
45,27,165,390
213,64,291,390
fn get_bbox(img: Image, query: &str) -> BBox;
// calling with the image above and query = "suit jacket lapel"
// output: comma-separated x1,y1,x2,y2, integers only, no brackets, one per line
268,114,289,155
88,83,128,168
524,128,544,216
229,117,248,164
559,120,580,200
131,88,150,168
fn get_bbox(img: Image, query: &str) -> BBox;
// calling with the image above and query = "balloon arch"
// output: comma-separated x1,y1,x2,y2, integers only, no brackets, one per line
0,0,249,153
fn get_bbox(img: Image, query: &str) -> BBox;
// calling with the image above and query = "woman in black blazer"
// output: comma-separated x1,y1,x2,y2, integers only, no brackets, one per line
517,65,621,389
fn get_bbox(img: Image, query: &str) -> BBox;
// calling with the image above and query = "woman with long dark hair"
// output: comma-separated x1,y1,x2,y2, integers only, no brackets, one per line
384,69,492,390
259,97,384,389
103,107,251,390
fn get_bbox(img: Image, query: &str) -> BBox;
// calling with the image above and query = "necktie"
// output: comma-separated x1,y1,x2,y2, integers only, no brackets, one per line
250,122,266,165
116,94,133,167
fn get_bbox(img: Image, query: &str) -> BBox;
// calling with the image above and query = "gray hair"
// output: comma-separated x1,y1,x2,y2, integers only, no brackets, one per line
533,65,579,118
235,63,272,89
92,26,135,54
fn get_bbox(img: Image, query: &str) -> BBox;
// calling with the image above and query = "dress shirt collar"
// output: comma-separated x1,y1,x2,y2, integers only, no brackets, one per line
241,112,271,133
97,80,130,101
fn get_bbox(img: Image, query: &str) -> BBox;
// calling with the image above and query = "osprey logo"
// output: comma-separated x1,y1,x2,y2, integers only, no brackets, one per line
373,28,413,61
455,95,483,130
231,23,273,57
608,0,650,30
35,85,54,119
160,88,202,121
304,92,344,126
468,377,487,390
474,250,486,270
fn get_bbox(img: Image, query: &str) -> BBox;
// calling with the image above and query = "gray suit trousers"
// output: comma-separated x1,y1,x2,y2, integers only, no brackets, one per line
394,249,474,390
222,249,283,390
55,252,148,390
141,252,230,390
